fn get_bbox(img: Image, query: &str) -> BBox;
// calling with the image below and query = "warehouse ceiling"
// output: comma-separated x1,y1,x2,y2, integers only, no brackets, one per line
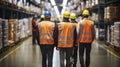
48,0,71,14
41,0,81,17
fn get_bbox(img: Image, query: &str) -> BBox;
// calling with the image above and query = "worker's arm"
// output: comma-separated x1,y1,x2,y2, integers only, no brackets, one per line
74,27,77,47
53,23,58,47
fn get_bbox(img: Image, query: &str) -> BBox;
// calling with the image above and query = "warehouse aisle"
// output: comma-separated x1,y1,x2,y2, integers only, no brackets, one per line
0,38,120,67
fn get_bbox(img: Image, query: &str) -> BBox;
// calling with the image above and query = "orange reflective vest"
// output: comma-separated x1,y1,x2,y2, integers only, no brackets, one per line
38,21,55,44
78,19,94,43
58,22,75,48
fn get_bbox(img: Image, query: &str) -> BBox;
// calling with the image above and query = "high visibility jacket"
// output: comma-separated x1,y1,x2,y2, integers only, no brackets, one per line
78,19,94,43
38,21,55,44
58,22,75,48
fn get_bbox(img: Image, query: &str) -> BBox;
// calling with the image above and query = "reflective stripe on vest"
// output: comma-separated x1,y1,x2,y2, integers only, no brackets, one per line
39,21,55,44
58,22,75,48
78,20,93,43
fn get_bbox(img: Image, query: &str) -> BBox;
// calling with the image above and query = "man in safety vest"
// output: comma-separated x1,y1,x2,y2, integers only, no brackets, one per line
32,15,39,45
57,11,77,67
70,13,78,67
38,11,57,67
77,9,95,67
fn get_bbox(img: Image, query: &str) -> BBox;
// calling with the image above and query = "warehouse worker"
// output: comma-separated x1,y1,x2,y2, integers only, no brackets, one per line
77,9,95,67
40,15,45,22
32,15,39,45
38,11,56,67
57,11,77,67
70,13,78,67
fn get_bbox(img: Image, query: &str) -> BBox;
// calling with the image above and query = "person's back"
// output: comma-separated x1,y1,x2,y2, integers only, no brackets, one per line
70,13,78,67
78,19,94,43
78,9,95,67
39,21,55,45
38,11,55,67
57,11,77,67
58,22,75,48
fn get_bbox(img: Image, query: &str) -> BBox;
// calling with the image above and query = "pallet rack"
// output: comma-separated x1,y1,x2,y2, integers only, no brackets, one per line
0,0,41,54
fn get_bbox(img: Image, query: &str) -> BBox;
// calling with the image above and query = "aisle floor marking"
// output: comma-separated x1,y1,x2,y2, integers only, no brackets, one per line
0,45,22,61
99,44,120,59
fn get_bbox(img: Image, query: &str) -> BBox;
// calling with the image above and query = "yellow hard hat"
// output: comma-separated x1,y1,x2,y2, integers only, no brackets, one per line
63,11,70,18
70,13,76,19
40,15,45,18
82,9,90,16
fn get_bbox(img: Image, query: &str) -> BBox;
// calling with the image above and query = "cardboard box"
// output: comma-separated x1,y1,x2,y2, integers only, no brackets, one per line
104,6,120,22
8,19,16,44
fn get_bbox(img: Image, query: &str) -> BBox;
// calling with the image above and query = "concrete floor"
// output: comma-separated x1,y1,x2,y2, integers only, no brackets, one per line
0,38,120,67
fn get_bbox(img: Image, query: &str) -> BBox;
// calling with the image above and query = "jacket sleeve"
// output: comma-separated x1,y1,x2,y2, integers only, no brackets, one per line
53,23,58,47
74,27,77,47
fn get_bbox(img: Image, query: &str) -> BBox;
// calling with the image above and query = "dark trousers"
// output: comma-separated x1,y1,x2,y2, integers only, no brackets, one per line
59,48,73,67
73,46,78,67
32,31,39,44
79,43,92,67
40,45,54,67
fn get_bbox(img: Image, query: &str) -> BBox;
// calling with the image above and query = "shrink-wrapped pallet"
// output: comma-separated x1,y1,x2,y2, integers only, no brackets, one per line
2,19,9,47
8,19,16,45
114,22,120,47
0,19,2,49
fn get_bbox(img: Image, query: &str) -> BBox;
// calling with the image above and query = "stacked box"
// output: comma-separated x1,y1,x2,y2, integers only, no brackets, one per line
94,0,105,5
100,29,105,40
19,19,24,39
92,13,98,23
107,26,110,43
2,19,9,47
0,19,2,49
104,6,120,22
19,19,29,39
111,26,114,45
8,19,16,45
23,18,29,37
7,0,12,3
28,18,32,36
16,20,20,42
114,22,120,47
88,0,92,8
81,2,86,11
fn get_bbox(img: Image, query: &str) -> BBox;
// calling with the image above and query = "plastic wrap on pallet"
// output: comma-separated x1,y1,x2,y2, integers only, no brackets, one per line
16,20,20,42
94,0,105,5
113,22,120,47
28,18,32,35
19,18,30,39
0,18,2,49
2,19,9,47
19,19,24,39
107,26,110,43
23,18,29,37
